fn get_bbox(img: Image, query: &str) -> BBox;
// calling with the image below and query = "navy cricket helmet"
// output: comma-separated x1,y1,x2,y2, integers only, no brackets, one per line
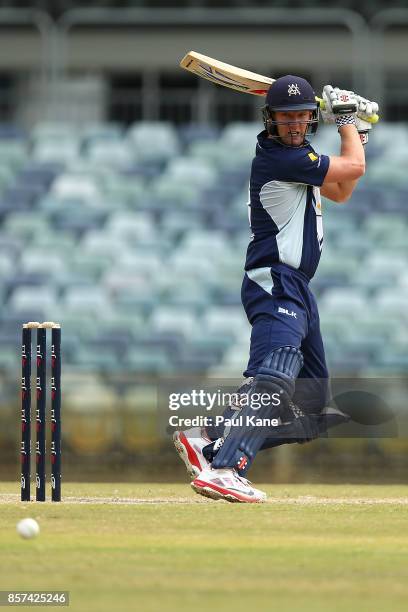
263,75,320,142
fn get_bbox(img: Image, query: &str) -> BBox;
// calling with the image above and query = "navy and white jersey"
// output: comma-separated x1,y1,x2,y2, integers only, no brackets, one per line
245,130,330,280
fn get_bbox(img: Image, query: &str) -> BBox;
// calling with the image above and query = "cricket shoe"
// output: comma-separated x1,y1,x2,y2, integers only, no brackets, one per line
191,467,267,503
173,427,213,479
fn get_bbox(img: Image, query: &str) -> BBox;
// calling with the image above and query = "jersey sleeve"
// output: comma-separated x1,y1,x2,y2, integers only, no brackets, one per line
279,147,330,186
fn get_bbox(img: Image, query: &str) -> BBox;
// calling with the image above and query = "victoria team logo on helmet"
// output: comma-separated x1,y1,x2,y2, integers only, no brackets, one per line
287,83,301,96
265,75,317,111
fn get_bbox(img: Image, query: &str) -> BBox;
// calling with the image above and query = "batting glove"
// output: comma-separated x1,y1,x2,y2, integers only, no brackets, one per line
320,85,357,124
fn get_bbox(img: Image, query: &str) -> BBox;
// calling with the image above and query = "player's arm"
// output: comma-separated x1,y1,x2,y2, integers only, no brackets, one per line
321,123,365,203
319,86,378,203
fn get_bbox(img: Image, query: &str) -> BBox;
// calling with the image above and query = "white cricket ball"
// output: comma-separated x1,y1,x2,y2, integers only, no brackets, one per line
16,518,40,539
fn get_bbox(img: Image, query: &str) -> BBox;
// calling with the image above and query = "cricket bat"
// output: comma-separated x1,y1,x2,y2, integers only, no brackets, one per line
180,51,379,124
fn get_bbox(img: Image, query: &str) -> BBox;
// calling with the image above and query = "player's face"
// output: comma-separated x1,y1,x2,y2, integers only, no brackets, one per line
274,110,313,146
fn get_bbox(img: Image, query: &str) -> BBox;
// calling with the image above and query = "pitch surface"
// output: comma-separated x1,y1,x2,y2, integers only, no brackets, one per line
1,483,407,611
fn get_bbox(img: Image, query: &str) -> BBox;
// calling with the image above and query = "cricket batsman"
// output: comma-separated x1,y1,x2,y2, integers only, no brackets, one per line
174,76,379,502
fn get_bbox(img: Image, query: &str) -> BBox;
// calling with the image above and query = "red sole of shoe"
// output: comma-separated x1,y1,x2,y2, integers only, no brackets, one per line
192,478,263,503
173,432,201,478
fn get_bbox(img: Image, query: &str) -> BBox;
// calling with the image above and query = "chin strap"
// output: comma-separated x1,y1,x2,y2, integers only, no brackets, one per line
268,134,308,149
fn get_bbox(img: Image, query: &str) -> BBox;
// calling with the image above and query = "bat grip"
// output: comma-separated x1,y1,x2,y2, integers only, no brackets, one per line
316,96,379,124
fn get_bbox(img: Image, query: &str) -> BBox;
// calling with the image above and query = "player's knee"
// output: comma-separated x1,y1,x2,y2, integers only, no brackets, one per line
211,347,304,472
293,375,329,415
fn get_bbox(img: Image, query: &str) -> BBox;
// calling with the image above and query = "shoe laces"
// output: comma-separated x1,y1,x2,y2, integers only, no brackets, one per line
238,475,252,486
231,469,251,487
213,437,224,451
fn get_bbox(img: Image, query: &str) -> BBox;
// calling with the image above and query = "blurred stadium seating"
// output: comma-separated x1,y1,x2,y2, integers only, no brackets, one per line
0,120,407,408
0,117,408,436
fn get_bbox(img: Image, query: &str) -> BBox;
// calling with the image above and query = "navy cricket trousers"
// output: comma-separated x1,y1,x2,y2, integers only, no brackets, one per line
241,263,329,414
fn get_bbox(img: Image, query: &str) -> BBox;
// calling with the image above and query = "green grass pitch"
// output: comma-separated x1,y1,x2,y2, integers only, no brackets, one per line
1,483,407,612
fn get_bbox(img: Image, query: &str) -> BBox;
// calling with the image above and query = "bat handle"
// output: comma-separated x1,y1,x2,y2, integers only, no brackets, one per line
316,96,379,124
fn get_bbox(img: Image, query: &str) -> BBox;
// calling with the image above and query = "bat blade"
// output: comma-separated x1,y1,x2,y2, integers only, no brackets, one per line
180,51,273,97
180,50,379,124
